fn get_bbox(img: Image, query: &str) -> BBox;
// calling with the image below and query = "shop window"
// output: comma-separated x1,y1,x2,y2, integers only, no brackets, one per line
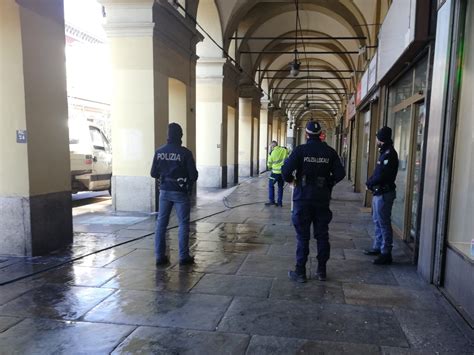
414,57,428,94
447,1,474,261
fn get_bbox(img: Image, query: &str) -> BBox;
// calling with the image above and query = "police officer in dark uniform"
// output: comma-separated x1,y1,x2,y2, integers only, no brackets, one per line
282,121,345,283
150,123,198,266
365,126,399,264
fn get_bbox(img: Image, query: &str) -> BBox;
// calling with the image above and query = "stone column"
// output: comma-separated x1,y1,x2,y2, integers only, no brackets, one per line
280,120,287,146
272,110,281,144
259,101,270,173
0,0,72,256
239,85,262,177
238,97,253,178
100,0,158,212
100,0,202,211
196,59,239,187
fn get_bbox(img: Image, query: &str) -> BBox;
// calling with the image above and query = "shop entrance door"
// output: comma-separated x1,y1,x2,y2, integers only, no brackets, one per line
407,102,426,258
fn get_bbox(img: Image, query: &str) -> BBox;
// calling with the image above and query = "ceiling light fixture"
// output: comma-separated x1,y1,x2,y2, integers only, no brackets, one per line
290,0,301,77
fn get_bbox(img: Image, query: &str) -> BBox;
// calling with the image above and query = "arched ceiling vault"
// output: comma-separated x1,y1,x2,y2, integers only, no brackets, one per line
202,0,389,127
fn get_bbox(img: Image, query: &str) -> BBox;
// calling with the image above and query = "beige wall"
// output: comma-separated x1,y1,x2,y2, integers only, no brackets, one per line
110,36,156,177
0,0,69,196
196,81,223,166
227,106,236,165
169,78,187,145
259,108,268,169
239,98,252,168
0,1,29,196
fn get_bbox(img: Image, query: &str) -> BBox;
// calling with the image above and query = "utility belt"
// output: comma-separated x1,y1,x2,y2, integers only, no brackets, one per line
372,184,394,195
298,175,328,188
161,176,190,190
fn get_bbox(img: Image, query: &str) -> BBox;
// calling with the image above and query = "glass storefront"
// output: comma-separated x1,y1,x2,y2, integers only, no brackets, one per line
387,56,428,239
391,107,412,232
358,109,371,193
447,0,474,261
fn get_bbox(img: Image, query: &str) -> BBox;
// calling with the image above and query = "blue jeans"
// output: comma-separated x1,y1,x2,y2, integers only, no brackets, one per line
155,190,191,261
292,200,332,274
269,173,284,205
372,190,396,255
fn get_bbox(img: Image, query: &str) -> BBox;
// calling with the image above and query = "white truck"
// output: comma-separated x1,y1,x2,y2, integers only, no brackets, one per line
69,122,112,194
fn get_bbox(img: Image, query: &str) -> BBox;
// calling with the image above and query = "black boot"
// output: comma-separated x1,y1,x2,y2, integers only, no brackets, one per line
288,270,307,283
373,253,392,265
363,248,381,256
316,263,327,281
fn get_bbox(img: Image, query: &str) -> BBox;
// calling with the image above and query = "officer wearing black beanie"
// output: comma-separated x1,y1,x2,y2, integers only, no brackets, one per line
365,126,399,265
151,123,198,267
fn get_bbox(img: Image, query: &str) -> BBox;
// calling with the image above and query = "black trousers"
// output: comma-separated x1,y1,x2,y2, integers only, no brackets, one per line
292,199,332,273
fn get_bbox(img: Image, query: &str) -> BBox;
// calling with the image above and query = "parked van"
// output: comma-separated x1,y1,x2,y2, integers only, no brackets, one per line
69,121,112,194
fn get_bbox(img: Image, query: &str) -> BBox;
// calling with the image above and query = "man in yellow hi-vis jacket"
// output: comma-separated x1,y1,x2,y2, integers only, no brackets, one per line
266,141,289,207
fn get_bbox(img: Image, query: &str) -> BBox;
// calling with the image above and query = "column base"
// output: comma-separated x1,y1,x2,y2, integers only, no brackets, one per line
197,165,225,188
239,163,251,178
0,192,72,256
227,164,237,187
112,176,156,212
259,159,267,174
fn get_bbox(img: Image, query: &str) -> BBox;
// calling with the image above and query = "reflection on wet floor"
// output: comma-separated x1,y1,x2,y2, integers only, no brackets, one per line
0,176,473,354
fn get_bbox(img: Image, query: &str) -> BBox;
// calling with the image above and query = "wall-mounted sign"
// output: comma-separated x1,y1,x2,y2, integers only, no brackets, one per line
368,52,377,90
345,94,356,128
16,130,27,143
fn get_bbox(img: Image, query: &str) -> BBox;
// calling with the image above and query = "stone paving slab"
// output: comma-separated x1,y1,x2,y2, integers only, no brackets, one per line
112,326,250,354
393,308,474,353
192,240,270,254
102,269,203,293
313,259,399,286
0,280,44,306
0,318,134,355
29,265,119,287
246,335,381,355
269,277,345,304
73,245,136,268
170,251,247,275
191,274,273,298
0,316,22,333
217,297,409,347
237,254,295,278
84,289,232,330
0,284,114,320
343,283,443,311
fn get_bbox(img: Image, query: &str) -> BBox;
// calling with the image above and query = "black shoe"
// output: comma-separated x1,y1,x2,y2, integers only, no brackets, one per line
364,249,381,256
277,203,283,207
179,255,195,266
265,201,276,206
373,254,392,265
288,270,307,283
155,256,170,266
316,264,327,281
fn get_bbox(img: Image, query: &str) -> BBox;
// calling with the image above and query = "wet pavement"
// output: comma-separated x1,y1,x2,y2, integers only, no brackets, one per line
0,176,473,354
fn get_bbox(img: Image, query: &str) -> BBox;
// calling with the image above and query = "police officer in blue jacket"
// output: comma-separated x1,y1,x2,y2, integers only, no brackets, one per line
365,126,399,265
282,121,345,283
150,123,198,266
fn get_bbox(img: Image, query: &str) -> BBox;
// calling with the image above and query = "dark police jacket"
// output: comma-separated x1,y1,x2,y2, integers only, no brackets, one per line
282,137,346,202
150,143,198,193
366,142,398,195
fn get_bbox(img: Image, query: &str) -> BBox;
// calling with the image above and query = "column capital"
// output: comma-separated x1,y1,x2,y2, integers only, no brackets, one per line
239,85,263,100
99,0,155,37
260,99,270,110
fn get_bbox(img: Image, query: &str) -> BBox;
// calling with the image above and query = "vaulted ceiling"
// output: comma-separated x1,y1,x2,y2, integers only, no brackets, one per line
194,0,391,130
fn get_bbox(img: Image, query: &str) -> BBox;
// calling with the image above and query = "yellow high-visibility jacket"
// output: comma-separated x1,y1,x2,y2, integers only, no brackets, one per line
267,146,288,174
